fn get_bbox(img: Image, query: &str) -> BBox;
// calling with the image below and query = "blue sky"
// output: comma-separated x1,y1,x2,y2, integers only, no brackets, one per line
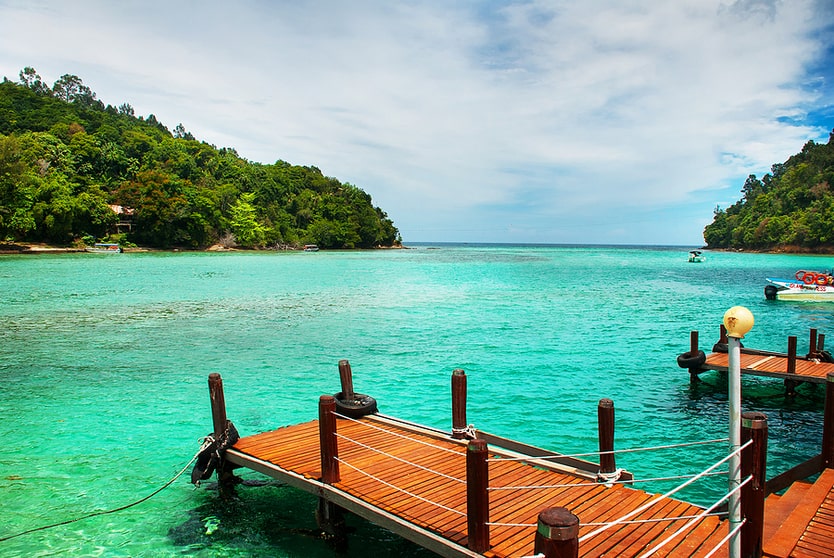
1,0,833,245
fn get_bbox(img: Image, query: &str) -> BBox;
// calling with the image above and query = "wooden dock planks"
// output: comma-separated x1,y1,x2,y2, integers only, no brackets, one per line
228,413,733,558
701,352,834,384
763,468,834,558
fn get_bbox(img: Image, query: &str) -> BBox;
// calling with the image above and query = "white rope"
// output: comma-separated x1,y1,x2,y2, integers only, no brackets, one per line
333,412,462,455
335,456,467,517
637,476,751,558
451,424,477,439
702,518,746,558
0,437,210,542
488,470,728,491
584,512,725,527
335,432,466,484
579,439,751,543
519,554,545,558
486,512,725,529
487,437,730,462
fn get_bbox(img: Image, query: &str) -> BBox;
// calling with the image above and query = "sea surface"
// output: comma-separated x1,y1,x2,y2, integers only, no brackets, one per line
1,244,832,557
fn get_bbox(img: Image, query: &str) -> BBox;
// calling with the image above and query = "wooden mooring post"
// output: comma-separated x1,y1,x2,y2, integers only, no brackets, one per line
741,411,768,558
533,507,580,558
316,394,347,545
689,330,700,382
597,398,616,482
466,438,490,553
208,373,238,499
338,359,354,401
786,336,798,396
824,373,834,469
451,369,469,439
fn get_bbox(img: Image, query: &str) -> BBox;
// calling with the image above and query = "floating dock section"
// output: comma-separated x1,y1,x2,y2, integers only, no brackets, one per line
679,326,834,394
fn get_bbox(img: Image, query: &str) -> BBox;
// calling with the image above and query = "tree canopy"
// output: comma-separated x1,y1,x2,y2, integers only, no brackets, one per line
0,68,400,249
703,130,834,251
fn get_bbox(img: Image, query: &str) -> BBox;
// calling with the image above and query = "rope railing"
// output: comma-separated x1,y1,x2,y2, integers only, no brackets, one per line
637,476,751,558
578,439,752,543
333,411,463,455
326,411,470,518
486,437,730,462
335,431,466,484
486,512,726,529
702,518,746,558
488,470,728,491
334,456,467,517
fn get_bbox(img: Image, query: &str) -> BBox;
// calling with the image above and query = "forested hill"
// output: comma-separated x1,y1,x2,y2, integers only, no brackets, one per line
0,69,400,249
704,129,834,252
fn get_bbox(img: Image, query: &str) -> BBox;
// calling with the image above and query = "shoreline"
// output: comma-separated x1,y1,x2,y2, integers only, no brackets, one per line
4,242,834,255
0,242,405,255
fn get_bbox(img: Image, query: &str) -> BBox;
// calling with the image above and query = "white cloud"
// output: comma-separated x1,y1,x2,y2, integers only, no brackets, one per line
1,0,832,244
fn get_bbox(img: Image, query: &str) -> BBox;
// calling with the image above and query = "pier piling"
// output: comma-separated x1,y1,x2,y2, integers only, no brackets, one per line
824,373,834,469
451,369,469,439
316,394,346,544
466,438,490,552
533,507,580,558
741,411,768,558
338,360,355,401
208,373,238,499
318,395,340,484
786,337,798,396
689,330,700,381
597,398,616,482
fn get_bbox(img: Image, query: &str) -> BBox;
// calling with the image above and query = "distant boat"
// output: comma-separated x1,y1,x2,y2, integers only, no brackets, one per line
765,270,834,301
687,250,705,263
303,244,319,252
86,243,122,253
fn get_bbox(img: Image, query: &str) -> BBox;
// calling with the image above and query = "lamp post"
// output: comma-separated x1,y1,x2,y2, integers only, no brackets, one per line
723,306,754,558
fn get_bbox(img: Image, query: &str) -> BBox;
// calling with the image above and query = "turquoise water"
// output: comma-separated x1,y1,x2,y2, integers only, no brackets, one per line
0,245,831,557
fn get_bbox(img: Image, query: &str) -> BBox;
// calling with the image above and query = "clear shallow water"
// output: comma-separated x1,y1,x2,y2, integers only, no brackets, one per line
1,245,832,557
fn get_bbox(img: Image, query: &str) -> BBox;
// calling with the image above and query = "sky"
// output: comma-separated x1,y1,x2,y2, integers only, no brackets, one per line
1,0,833,245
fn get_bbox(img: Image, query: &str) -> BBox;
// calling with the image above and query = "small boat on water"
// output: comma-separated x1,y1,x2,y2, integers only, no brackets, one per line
687,250,705,263
86,243,122,254
303,244,319,252
765,269,834,301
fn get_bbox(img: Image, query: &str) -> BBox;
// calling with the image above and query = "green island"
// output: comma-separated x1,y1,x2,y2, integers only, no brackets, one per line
704,129,834,252
0,67,401,251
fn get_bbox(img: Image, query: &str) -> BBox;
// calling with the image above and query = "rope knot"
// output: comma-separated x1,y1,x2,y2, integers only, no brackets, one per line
451,423,477,440
596,468,623,487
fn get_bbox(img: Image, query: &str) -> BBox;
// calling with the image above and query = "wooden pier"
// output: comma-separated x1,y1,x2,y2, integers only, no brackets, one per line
679,327,834,394
194,360,834,558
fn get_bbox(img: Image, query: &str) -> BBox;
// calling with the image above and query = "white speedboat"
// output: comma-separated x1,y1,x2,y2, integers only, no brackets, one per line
765,270,834,301
687,250,705,263
85,243,122,253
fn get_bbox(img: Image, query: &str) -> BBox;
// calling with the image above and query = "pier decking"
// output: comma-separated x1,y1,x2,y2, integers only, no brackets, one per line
226,413,728,558
680,327,834,392
199,356,834,558
700,351,834,384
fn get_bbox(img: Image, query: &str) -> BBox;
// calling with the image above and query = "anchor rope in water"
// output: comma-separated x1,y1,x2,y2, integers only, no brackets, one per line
0,437,212,543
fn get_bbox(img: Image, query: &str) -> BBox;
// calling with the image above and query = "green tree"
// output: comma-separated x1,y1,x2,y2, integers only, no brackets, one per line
0,73,400,249
18,67,50,96
229,192,265,247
